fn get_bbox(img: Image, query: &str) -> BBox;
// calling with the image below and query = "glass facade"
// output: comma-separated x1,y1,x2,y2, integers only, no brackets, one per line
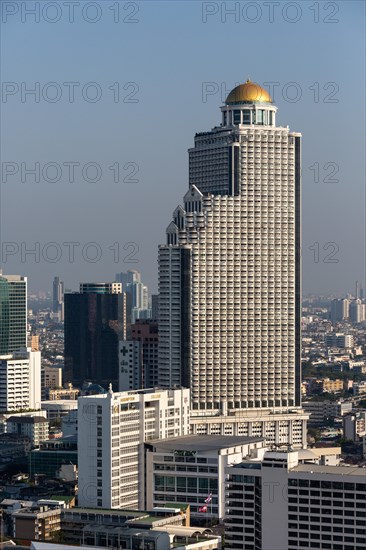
0,276,27,354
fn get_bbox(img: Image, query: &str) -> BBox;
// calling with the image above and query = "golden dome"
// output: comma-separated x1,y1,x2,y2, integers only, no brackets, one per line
226,79,272,104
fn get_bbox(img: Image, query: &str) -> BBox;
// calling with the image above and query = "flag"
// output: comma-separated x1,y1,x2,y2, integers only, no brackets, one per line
198,505,207,512
205,493,212,503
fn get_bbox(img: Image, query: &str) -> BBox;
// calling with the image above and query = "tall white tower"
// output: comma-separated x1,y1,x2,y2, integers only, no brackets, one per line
158,80,307,445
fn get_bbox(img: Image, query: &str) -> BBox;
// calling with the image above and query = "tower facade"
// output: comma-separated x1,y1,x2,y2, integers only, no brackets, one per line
64,283,126,388
159,80,302,414
0,274,27,354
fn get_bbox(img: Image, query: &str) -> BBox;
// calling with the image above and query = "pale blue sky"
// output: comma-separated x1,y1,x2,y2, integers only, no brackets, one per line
0,0,365,295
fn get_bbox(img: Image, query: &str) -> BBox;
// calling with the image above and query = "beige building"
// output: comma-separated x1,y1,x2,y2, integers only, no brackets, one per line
12,506,61,541
43,366,62,390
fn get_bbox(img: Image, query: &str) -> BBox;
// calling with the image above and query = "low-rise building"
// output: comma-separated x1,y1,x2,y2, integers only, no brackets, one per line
146,435,265,520
29,435,77,478
303,400,351,426
11,505,61,542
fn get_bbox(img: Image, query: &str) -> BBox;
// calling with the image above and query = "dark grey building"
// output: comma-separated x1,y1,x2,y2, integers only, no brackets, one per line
64,283,126,389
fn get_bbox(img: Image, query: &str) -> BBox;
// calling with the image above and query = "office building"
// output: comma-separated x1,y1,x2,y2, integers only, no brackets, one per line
131,319,159,388
52,276,64,322
0,348,41,412
225,449,366,550
146,435,265,520
0,273,27,354
29,435,78,478
78,387,190,510
64,283,126,388
158,79,305,443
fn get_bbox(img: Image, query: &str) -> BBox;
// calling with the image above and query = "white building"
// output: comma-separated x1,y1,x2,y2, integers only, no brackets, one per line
190,409,308,448
0,348,41,411
118,340,142,391
349,300,364,323
146,435,265,520
343,411,366,441
78,387,190,510
158,79,306,444
225,449,366,550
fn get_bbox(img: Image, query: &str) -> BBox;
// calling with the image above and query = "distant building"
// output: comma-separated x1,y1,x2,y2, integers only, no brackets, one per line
29,435,78,478
0,273,27,354
131,319,159,388
42,366,62,399
78,387,190,509
52,276,64,322
330,298,349,322
343,411,366,441
302,400,351,427
64,283,126,388
325,333,354,349
48,385,79,401
349,300,364,323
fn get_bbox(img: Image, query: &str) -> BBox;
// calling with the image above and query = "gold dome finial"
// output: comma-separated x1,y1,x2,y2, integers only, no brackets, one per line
226,80,272,104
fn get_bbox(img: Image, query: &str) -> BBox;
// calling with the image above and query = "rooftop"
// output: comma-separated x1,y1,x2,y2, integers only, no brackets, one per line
7,416,48,424
148,435,264,452
292,464,366,477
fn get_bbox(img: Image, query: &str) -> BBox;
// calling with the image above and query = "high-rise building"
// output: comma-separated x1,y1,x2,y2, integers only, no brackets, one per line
77,387,190,509
151,294,159,320
0,274,27,354
115,270,141,290
158,80,305,442
131,319,159,388
64,283,126,388
115,271,151,326
118,340,142,391
349,300,364,323
330,298,349,322
52,276,64,322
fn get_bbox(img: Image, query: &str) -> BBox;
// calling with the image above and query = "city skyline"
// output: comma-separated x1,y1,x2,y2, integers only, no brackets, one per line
1,2,365,295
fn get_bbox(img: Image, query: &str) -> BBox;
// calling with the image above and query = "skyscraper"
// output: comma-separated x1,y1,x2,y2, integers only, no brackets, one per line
158,80,306,444
64,283,126,388
0,273,27,354
52,276,64,322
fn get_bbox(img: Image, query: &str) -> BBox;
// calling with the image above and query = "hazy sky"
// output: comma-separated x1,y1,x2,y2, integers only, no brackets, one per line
0,0,365,296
